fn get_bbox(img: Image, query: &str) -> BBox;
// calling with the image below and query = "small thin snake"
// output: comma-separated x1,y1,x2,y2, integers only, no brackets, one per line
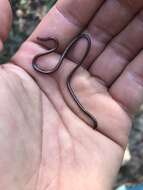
32,33,97,129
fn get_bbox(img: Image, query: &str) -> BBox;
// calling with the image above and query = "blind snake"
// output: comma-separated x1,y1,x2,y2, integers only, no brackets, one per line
32,33,98,129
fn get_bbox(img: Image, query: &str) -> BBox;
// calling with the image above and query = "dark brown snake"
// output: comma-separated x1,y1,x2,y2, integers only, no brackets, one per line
32,33,97,129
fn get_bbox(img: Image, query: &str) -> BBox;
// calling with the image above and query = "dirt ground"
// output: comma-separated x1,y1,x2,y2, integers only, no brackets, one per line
116,109,143,188
0,1,143,188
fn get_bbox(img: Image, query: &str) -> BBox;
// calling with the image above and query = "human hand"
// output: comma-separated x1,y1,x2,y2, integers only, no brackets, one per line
1,0,143,189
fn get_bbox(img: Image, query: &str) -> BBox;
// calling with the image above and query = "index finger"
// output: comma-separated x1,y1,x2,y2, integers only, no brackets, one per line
27,0,104,50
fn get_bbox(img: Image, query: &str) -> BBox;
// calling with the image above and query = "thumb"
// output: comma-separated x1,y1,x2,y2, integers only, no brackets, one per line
0,0,12,51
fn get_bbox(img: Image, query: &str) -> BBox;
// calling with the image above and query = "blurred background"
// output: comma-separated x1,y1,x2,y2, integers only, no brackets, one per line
0,0,56,63
0,0,143,189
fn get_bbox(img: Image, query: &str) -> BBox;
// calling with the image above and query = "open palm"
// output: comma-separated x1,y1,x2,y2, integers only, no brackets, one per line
1,0,143,189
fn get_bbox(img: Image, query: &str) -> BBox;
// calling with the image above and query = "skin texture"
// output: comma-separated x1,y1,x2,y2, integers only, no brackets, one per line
1,0,143,189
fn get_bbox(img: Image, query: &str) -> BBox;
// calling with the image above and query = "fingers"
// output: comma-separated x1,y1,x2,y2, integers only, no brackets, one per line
13,0,105,75
90,9,143,86
27,0,104,51
67,0,143,66
13,0,143,74
0,0,12,50
110,51,143,114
